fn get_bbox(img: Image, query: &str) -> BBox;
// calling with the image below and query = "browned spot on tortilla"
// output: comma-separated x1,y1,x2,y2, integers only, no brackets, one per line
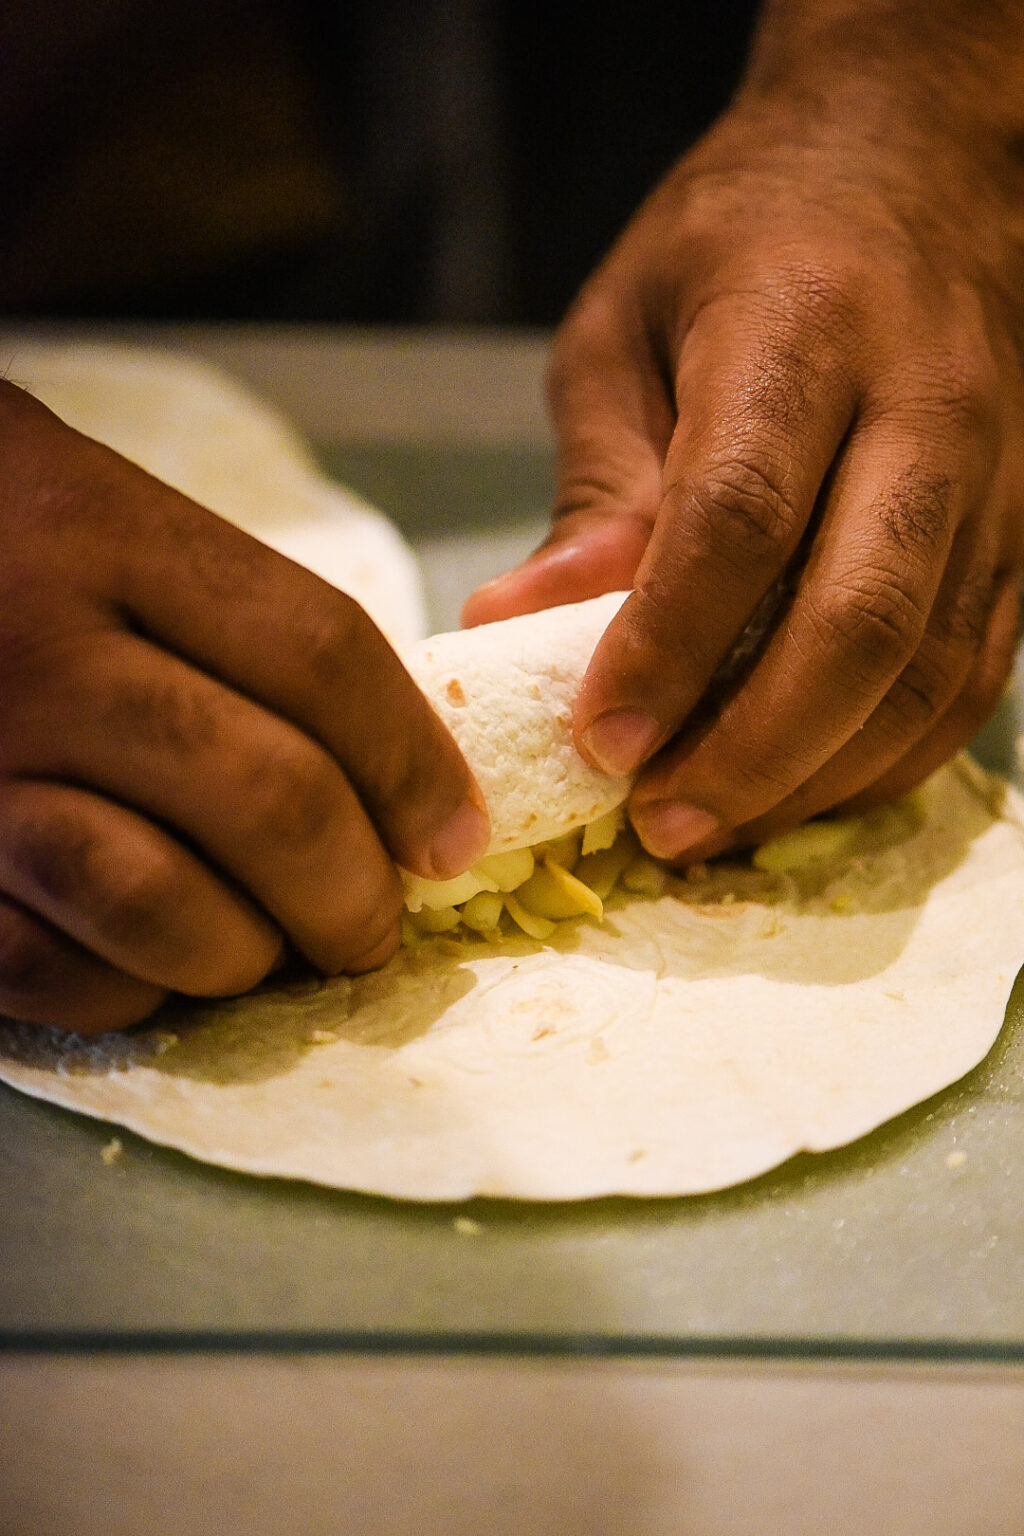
532,1025,555,1042
446,677,467,706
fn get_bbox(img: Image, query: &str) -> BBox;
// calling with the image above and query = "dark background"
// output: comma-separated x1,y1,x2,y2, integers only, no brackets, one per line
0,0,760,325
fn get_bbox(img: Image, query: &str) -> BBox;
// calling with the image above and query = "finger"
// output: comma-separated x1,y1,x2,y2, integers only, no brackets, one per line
0,780,282,995
0,892,166,1034
629,418,989,859
52,430,488,881
576,292,857,775
715,525,1003,840
4,633,405,974
463,511,650,627
463,286,670,625
835,566,1022,815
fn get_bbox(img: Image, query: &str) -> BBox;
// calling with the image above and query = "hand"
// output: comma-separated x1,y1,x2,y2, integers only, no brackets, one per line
0,384,488,1032
465,98,1024,862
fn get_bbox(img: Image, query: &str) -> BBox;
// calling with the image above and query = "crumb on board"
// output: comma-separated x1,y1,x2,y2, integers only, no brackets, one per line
946,1150,967,1170
100,1137,123,1166
453,1216,484,1237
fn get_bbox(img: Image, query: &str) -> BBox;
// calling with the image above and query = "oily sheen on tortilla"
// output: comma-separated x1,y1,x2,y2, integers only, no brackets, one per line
2,596,1024,1201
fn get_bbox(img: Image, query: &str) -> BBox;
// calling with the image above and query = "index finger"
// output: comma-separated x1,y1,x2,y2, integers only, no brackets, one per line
463,281,670,626
575,290,858,774
67,427,491,881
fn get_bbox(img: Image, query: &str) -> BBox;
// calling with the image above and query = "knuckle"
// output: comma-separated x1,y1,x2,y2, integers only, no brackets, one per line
940,568,995,651
805,573,926,690
774,258,854,317
245,739,340,855
747,257,862,353
683,455,801,567
304,594,380,692
5,799,194,964
553,466,659,525
955,607,1018,736
102,671,220,757
874,470,955,558
924,358,996,436
723,754,803,808
656,721,812,823
743,343,816,432
92,853,185,955
0,892,163,1030
889,350,998,444
877,570,998,743
879,654,958,739
8,801,97,905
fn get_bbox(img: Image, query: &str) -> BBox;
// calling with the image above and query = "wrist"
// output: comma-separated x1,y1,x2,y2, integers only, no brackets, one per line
739,1,1024,148
713,4,1024,229
671,92,1020,283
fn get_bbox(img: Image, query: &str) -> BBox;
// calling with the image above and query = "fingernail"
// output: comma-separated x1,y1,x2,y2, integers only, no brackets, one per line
429,802,491,879
582,710,662,776
632,800,723,860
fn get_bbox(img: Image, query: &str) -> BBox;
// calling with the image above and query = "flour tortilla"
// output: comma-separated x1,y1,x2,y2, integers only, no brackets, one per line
1,588,1022,1198
406,592,631,854
4,339,426,649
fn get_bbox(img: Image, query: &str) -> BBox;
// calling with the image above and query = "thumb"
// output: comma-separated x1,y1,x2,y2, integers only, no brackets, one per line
462,510,652,626
462,295,671,626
